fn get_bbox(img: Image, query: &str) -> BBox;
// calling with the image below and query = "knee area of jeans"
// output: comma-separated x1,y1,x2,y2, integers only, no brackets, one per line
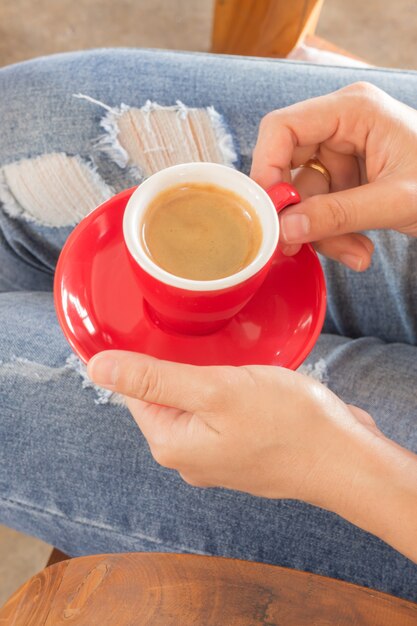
1,354,125,406
0,98,238,230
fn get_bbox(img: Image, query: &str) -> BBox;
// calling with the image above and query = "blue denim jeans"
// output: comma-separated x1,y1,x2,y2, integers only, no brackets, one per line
0,49,416,601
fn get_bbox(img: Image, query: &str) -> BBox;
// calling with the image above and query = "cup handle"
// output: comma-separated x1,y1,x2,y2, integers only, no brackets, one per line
267,182,301,213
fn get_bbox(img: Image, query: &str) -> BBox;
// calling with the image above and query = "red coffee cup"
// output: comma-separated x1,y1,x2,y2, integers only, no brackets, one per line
123,162,300,335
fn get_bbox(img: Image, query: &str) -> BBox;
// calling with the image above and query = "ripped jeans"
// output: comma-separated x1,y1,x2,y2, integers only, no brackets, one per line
0,49,417,601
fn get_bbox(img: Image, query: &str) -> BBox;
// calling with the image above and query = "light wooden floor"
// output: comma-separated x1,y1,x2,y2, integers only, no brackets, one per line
0,0,416,609
0,0,416,68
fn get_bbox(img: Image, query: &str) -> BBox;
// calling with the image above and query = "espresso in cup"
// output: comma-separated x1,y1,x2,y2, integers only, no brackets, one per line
123,162,294,334
140,183,262,280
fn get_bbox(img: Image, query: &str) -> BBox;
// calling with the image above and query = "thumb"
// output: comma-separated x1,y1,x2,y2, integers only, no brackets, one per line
279,179,408,244
87,350,217,412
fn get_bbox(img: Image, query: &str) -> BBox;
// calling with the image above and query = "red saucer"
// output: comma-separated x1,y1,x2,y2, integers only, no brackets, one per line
54,188,326,369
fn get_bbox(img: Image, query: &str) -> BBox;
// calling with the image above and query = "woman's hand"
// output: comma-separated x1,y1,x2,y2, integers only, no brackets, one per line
87,350,378,505
88,350,417,562
251,82,417,271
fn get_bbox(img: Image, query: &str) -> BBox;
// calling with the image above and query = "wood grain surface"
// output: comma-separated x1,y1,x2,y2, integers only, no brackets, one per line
1,553,417,625
211,0,325,57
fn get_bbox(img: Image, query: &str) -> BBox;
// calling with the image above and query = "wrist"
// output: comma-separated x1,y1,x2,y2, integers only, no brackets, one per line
321,426,417,561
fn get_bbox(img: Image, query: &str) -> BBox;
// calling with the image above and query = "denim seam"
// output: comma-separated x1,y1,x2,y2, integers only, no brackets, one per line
0,494,210,555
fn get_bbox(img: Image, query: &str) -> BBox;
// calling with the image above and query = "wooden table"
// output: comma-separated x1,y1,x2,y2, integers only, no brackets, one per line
1,553,416,625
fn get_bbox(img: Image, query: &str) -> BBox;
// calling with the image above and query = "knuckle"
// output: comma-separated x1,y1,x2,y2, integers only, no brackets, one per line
258,111,283,143
402,177,417,204
399,178,417,220
202,380,222,405
259,110,277,132
128,362,162,402
323,196,351,232
180,472,205,488
344,81,382,107
352,81,377,95
199,370,233,410
336,82,383,117
147,427,167,450
151,443,176,469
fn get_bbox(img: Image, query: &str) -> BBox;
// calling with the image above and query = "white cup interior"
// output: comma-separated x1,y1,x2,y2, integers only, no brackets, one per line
123,162,279,292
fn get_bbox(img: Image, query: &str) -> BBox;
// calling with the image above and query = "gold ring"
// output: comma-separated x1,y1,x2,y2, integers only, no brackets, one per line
299,157,331,186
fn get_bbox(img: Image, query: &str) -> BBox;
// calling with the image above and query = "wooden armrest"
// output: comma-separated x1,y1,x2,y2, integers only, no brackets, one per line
211,0,325,57
1,552,416,625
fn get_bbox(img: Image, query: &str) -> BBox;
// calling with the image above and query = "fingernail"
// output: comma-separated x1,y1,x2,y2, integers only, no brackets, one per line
340,253,364,272
281,243,302,256
362,238,375,254
88,354,117,386
280,214,310,242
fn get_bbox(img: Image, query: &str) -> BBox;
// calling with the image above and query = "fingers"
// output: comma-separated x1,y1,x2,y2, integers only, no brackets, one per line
279,154,362,260
347,404,376,427
347,405,382,436
87,350,226,413
280,243,302,256
250,82,380,189
127,399,179,456
279,178,410,244
314,233,374,271
178,472,213,488
278,166,327,257
280,229,374,269
125,396,218,480
291,164,330,200
250,94,337,188
317,146,361,191
252,83,415,241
